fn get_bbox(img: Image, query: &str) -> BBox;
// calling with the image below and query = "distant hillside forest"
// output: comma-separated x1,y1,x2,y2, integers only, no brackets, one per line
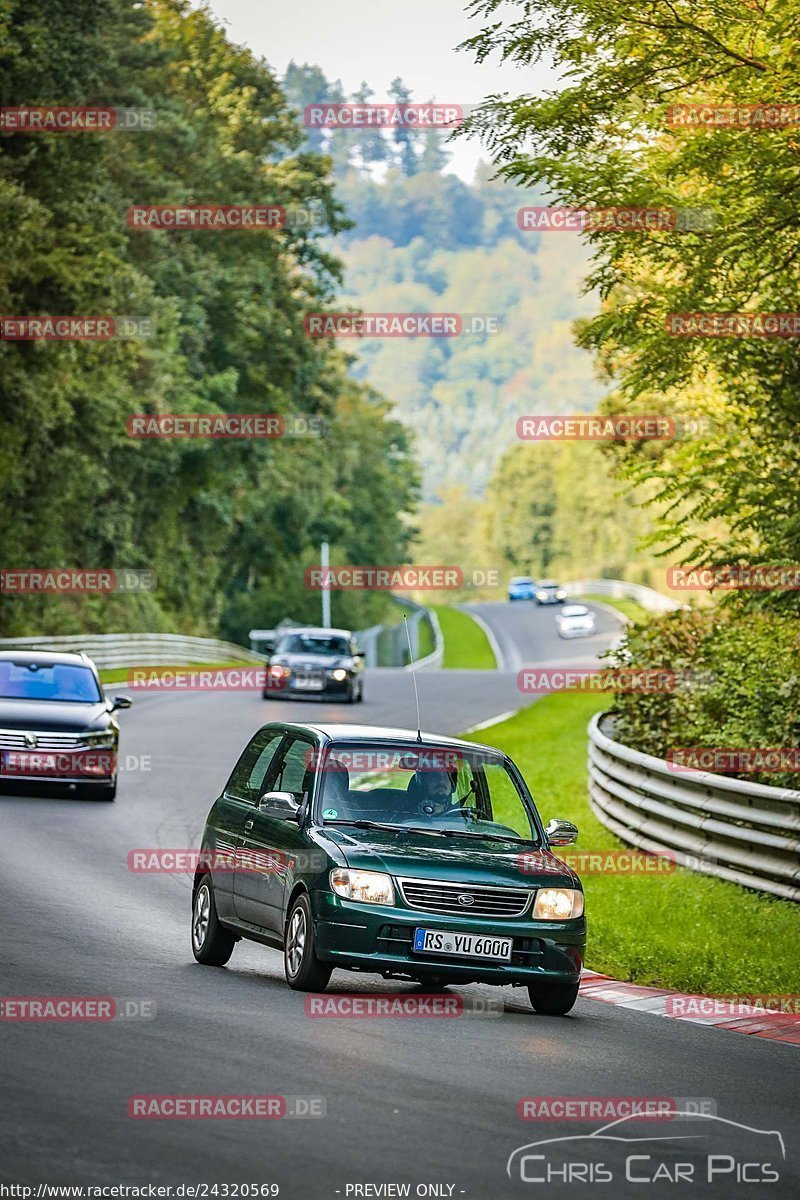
282,65,605,501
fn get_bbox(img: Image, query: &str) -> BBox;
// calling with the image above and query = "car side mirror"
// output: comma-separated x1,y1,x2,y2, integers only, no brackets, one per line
110,695,133,711
353,647,364,659
545,818,579,846
258,790,301,820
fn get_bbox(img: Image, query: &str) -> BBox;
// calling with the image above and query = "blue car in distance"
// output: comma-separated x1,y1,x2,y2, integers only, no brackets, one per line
507,576,536,602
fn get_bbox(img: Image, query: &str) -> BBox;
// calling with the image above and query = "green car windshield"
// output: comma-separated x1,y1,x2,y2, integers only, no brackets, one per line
318,744,540,844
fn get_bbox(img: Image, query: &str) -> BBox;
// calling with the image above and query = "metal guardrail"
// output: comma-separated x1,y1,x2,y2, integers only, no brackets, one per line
0,597,444,673
588,712,800,902
404,604,443,672
566,578,682,613
0,633,266,669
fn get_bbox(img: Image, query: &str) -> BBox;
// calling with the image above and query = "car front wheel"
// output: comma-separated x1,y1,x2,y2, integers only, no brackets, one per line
284,894,332,992
527,980,580,1015
191,876,235,966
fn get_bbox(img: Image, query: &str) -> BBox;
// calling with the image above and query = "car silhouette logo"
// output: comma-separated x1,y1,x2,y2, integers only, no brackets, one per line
458,893,475,906
24,733,37,749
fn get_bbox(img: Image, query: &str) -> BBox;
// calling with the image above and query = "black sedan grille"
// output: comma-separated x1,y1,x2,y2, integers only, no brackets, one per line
398,878,531,918
0,728,94,752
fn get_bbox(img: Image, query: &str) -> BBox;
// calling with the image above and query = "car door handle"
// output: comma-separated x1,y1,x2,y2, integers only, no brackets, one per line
244,819,254,831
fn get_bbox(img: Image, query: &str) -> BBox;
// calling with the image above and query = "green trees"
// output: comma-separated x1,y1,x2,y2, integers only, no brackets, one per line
461,0,800,761
0,0,416,640
461,0,800,590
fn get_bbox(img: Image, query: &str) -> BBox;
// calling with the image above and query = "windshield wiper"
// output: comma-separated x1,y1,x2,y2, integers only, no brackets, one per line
324,819,404,832
399,825,448,838
437,829,533,844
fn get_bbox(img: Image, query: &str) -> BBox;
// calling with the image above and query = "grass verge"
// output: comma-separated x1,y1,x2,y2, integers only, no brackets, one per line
465,690,799,994
100,661,255,684
582,593,650,625
431,605,496,669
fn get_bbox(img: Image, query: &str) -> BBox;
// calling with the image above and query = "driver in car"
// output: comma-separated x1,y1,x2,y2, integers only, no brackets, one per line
414,767,460,818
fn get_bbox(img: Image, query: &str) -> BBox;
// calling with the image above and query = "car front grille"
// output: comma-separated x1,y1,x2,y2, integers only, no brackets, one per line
398,878,531,918
0,728,97,752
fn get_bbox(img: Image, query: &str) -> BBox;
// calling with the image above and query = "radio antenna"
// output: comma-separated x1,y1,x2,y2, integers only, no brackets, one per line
403,616,423,743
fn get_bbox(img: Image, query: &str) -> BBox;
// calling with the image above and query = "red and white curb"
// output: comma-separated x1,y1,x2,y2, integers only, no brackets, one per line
580,970,800,1046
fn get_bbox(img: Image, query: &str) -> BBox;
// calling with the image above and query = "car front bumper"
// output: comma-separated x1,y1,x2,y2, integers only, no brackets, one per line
266,677,355,699
312,892,585,984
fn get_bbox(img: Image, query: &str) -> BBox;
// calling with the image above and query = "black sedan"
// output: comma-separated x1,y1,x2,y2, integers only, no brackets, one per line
0,650,132,799
264,627,365,702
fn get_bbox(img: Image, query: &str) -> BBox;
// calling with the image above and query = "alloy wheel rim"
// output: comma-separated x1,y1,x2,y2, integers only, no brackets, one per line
192,885,210,951
287,907,306,976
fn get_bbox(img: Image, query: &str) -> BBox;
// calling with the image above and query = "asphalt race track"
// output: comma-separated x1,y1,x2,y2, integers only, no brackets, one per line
1,602,797,1198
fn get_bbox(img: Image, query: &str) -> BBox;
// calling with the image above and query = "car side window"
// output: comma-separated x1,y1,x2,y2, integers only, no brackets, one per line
225,730,284,804
266,736,315,800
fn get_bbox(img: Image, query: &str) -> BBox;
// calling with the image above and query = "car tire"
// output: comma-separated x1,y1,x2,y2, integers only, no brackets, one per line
356,679,364,703
345,680,356,703
284,894,332,992
527,980,580,1015
191,876,236,967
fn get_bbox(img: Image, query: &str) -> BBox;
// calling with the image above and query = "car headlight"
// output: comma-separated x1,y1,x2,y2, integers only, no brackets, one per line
533,888,584,920
556,589,567,599
84,731,116,749
331,668,348,681
536,591,547,600
269,665,290,678
330,868,395,905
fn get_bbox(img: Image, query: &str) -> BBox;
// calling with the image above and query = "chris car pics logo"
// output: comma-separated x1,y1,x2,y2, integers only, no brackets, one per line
507,1112,785,1185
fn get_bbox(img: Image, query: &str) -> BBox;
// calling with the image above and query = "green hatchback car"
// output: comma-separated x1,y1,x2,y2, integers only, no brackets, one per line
192,722,585,1014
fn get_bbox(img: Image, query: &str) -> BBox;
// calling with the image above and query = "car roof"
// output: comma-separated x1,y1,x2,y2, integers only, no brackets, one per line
271,721,503,758
0,649,96,668
538,580,559,586
510,575,533,582
561,605,589,615
277,626,352,638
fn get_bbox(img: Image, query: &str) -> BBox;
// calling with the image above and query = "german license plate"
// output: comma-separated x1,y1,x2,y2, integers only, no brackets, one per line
293,673,324,690
412,928,513,961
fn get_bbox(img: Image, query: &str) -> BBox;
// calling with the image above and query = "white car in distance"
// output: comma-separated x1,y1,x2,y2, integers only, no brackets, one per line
555,604,597,639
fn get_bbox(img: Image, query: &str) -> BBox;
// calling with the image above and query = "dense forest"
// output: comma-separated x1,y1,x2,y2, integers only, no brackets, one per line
0,0,418,640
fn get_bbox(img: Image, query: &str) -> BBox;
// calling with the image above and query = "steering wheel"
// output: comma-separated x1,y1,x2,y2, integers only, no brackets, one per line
418,800,479,822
